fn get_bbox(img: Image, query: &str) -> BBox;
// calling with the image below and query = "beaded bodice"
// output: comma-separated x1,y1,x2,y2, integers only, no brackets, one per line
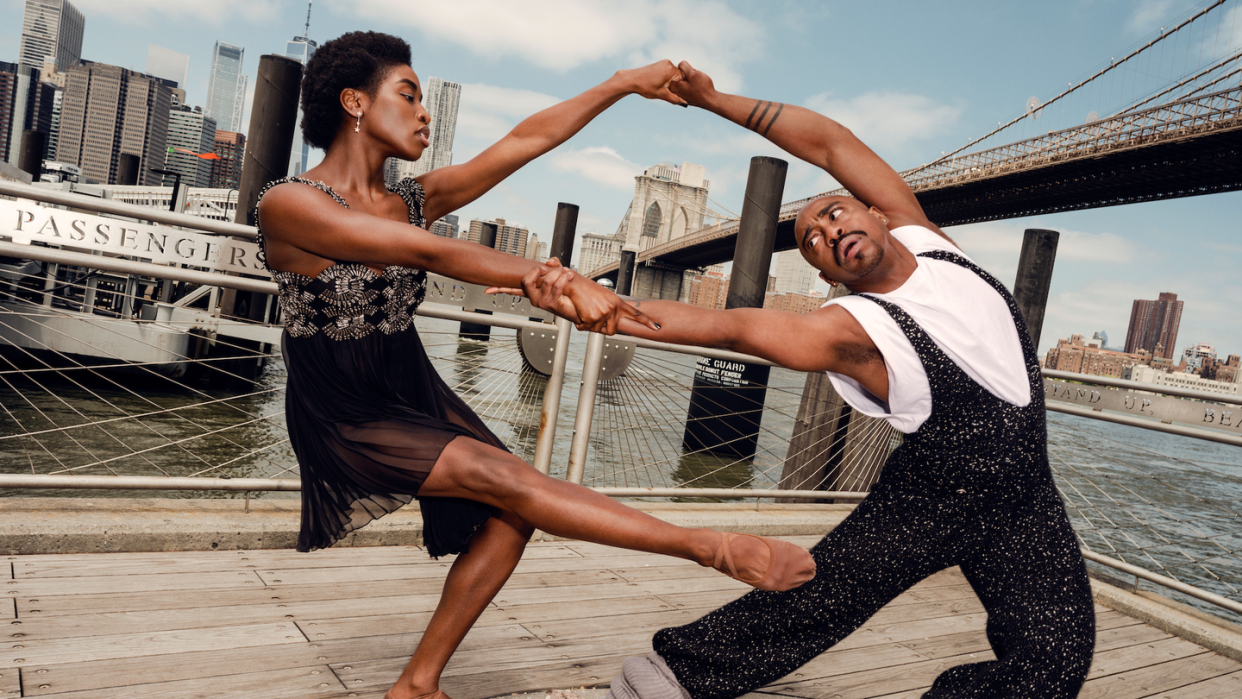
255,177,429,340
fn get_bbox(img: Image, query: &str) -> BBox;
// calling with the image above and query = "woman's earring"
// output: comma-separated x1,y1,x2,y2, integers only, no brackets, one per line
355,112,362,133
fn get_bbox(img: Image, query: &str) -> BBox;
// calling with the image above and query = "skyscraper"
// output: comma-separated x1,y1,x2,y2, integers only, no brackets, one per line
468,218,528,257
772,250,817,295
55,62,173,185
163,105,217,188
1124,292,1184,360
18,0,85,72
146,45,190,90
205,42,246,133
285,36,317,176
391,77,461,180
1,61,57,166
210,130,245,190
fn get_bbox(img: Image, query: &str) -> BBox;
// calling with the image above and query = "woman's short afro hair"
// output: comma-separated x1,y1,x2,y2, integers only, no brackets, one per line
300,31,412,150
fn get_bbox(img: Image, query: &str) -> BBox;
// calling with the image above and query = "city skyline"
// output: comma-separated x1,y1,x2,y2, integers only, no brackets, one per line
0,0,1238,357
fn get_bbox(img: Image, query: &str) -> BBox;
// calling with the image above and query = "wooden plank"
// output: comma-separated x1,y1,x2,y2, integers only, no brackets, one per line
251,553,649,587
16,566,635,618
1081,657,1242,699
18,631,427,696
0,667,17,697
6,591,448,640
329,629,657,691
28,664,344,699
1148,670,1242,698
0,622,304,668
1086,637,1209,679
9,570,265,597
761,654,978,699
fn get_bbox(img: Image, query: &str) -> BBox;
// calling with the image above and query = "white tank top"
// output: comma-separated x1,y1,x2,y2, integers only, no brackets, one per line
822,225,1031,433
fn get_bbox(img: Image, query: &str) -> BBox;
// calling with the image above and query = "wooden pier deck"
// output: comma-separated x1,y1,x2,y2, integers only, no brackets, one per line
3,536,1240,699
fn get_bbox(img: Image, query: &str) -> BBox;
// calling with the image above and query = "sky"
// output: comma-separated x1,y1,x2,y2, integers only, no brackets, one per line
2,0,1239,359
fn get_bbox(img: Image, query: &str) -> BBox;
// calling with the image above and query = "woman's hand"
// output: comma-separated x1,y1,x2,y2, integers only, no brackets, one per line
489,259,660,335
615,60,687,106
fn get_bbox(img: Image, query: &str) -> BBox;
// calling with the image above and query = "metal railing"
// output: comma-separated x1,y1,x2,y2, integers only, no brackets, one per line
3,179,1242,623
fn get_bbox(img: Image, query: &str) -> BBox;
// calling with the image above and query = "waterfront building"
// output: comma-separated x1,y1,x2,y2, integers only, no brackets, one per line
1181,342,1216,373
764,290,826,315
145,45,189,92
1044,333,1146,379
429,213,458,239
468,218,529,257
614,162,711,252
55,62,173,186
284,34,317,176
0,61,56,166
18,0,85,73
210,130,244,190
108,184,240,221
578,231,625,275
688,269,730,310
205,42,246,133
1129,363,1241,396
773,250,817,295
1124,292,1183,360
162,106,217,188
389,77,461,182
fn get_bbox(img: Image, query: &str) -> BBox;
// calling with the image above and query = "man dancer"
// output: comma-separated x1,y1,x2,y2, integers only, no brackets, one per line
522,62,1096,698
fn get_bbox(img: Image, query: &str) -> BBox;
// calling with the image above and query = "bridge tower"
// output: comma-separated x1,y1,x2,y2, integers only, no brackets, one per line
610,162,711,300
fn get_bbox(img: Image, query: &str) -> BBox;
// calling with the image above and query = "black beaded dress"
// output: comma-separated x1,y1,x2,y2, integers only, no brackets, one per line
255,176,499,556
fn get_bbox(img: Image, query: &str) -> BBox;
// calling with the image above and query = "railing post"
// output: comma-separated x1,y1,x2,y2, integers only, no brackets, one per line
683,156,786,458
1013,228,1059,350
532,316,573,475
566,331,606,484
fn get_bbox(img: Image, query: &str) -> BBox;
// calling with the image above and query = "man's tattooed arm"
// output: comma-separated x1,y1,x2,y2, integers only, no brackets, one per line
743,100,785,136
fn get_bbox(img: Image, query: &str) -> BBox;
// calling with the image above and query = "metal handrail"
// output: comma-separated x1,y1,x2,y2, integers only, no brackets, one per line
0,179,258,239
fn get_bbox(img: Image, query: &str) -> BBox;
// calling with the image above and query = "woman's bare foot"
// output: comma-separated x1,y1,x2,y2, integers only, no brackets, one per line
708,532,816,591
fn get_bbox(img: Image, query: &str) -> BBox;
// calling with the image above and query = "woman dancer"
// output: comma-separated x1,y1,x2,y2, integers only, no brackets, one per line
255,33,816,699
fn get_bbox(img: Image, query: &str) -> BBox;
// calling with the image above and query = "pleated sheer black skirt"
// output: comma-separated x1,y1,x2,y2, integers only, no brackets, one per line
282,323,499,556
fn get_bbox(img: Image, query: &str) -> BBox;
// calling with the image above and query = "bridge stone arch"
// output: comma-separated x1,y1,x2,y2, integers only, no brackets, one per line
618,162,711,253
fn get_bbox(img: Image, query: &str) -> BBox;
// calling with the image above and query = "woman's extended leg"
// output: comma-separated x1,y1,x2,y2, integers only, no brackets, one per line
418,436,809,581
386,437,815,699
386,510,534,699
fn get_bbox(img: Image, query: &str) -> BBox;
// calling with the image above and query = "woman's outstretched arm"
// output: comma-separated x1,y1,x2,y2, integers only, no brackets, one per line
417,61,686,223
257,184,655,334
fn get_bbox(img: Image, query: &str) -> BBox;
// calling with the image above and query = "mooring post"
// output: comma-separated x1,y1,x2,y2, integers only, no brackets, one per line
549,203,578,268
116,153,140,186
459,222,498,339
18,130,45,180
683,156,787,458
616,246,638,296
212,54,301,389
1013,228,1059,350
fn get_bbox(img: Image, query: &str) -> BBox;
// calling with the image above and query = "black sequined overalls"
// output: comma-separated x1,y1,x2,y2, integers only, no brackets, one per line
654,252,1096,699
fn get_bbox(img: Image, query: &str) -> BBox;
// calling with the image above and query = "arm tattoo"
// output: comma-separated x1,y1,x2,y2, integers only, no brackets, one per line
744,100,786,135
761,103,784,136
743,100,764,130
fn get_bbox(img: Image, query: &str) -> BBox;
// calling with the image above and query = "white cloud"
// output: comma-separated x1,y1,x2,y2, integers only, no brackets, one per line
803,91,961,155
73,0,279,24
338,0,762,91
452,83,561,158
1124,0,1184,34
950,221,1141,290
549,146,642,190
